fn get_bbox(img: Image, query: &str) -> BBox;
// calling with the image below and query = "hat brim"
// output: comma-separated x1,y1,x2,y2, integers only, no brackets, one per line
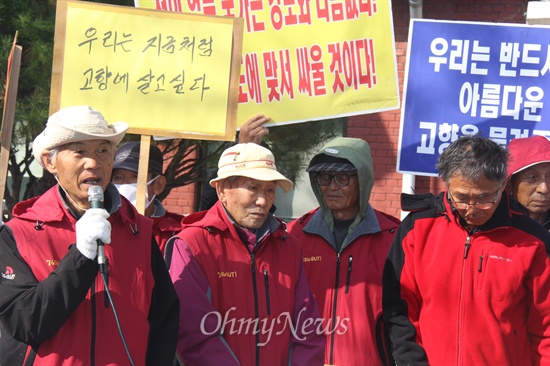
33,121,128,167
113,161,139,173
210,168,293,193
508,160,550,179
306,161,357,173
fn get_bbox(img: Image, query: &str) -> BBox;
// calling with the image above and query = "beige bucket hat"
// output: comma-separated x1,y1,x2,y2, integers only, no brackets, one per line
33,106,128,167
210,143,293,192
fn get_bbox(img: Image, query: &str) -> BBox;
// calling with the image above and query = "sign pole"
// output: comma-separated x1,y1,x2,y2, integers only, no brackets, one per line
135,134,151,215
0,34,22,222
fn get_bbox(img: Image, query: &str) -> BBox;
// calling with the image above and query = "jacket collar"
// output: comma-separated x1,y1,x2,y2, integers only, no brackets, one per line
12,183,140,225
303,204,381,250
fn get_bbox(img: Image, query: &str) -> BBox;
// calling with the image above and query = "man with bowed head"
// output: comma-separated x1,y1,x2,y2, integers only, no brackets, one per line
287,137,400,365
383,134,550,365
166,143,325,365
507,135,550,230
199,113,272,212
112,141,183,255
0,106,179,365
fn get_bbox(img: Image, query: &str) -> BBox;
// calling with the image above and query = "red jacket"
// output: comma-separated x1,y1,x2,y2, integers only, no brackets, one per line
152,209,183,255
167,201,324,366
288,206,400,366
0,185,179,365
383,191,550,365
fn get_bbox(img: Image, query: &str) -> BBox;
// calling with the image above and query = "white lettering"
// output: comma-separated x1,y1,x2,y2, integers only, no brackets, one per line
199,307,351,346
200,309,223,335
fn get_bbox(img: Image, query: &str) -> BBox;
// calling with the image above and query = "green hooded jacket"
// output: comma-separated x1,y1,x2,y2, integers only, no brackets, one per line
308,137,375,247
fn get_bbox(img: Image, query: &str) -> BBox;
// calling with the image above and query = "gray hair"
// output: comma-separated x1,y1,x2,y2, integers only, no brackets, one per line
45,147,59,165
436,134,509,185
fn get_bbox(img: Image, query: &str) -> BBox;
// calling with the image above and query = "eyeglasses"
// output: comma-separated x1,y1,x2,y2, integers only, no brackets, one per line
448,188,500,210
317,173,357,187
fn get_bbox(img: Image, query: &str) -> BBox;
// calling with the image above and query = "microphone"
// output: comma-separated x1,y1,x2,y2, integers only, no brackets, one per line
88,186,108,275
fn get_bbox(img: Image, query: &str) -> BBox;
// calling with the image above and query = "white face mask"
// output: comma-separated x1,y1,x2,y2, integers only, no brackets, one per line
115,176,158,209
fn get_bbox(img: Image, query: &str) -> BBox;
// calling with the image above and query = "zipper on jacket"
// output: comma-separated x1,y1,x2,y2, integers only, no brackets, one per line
478,256,484,272
250,253,260,366
329,252,341,365
263,270,271,315
463,236,471,259
91,281,97,366
345,256,353,294
457,235,472,364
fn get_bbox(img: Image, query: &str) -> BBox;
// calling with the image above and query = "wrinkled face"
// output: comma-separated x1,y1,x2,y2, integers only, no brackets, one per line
510,162,550,218
44,140,115,212
447,175,502,227
319,172,360,220
216,176,276,230
112,168,142,185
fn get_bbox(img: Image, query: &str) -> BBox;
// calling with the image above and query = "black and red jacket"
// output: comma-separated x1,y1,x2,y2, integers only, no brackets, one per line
0,185,179,365
383,191,550,365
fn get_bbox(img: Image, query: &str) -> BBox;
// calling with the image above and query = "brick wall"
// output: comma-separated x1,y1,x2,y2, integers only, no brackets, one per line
162,182,196,216
162,0,529,218
159,145,200,216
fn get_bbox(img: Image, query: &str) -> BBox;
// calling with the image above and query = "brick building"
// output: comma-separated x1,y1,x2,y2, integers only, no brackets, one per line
162,0,533,220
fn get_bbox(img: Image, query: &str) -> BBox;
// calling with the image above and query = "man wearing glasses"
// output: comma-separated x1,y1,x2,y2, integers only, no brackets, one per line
383,134,550,365
288,137,401,366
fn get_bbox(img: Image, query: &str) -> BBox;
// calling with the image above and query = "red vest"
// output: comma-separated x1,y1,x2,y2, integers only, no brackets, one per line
7,187,155,365
178,203,302,366
288,207,399,366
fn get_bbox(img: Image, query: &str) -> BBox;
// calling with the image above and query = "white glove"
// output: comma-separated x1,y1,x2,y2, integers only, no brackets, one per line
76,208,111,260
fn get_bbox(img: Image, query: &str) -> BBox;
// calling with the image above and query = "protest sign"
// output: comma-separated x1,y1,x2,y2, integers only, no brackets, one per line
51,0,244,140
135,0,400,126
397,19,550,176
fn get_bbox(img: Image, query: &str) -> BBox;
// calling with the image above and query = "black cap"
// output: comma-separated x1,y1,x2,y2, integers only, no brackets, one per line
114,142,163,176
306,154,356,173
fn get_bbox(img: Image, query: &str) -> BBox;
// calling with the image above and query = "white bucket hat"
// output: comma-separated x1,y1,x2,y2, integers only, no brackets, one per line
33,106,129,167
210,143,293,192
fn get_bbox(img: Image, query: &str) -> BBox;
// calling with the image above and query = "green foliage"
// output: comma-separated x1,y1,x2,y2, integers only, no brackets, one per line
265,119,340,184
0,1,55,142
0,0,57,213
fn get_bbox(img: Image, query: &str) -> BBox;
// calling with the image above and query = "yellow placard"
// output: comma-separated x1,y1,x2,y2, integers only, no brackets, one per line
135,0,399,127
51,0,244,140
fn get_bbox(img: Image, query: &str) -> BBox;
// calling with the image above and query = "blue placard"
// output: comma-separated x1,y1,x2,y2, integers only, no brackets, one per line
397,19,550,176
